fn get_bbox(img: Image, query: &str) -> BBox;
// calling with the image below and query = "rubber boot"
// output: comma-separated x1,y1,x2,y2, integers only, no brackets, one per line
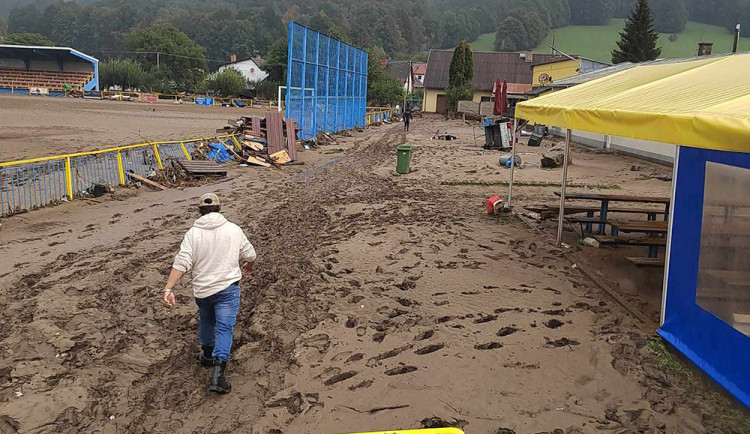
199,346,214,368
208,358,231,394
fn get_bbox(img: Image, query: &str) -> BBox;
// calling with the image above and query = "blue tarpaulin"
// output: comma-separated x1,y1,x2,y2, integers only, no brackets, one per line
206,142,233,163
660,145,750,408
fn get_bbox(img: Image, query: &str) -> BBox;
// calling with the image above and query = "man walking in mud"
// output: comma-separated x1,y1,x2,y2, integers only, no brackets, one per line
403,104,412,132
162,193,256,394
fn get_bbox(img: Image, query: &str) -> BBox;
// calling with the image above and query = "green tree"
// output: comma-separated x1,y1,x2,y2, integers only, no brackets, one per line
366,48,403,106
8,4,40,33
612,0,662,63
495,16,527,51
447,41,473,113
203,68,247,97
126,23,207,91
0,32,55,46
651,0,687,33
570,0,615,25
99,59,145,90
39,2,80,47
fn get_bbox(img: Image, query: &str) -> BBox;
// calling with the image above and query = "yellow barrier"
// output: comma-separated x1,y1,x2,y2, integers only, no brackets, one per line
0,134,238,214
340,429,465,434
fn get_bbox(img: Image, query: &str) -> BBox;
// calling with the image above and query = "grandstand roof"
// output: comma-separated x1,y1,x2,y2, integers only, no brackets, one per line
0,45,99,64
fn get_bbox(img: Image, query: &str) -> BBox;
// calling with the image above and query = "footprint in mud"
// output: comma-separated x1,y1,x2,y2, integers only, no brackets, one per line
133,208,145,213
356,327,367,337
40,251,50,257
497,326,520,337
434,300,450,306
349,380,374,390
345,353,364,364
474,314,498,324
48,241,64,247
395,297,416,307
544,319,565,329
475,342,503,350
372,332,386,343
542,309,567,316
346,317,358,328
349,295,365,304
323,370,359,386
385,365,418,376
545,337,580,347
302,334,331,352
416,330,434,341
415,344,444,355
436,315,454,324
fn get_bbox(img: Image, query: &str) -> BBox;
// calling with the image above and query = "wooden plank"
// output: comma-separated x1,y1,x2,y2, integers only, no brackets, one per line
251,116,262,135
610,220,668,233
128,172,167,190
177,160,228,176
626,257,665,267
594,235,667,246
266,111,285,155
285,118,298,161
527,204,666,216
555,191,671,204
247,156,271,168
270,150,291,165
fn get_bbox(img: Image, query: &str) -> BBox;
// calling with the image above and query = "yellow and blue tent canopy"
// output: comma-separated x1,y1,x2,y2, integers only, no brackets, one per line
515,53,750,153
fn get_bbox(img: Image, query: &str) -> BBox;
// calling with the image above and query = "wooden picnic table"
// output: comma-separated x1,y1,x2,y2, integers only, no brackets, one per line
610,220,668,234
556,191,671,234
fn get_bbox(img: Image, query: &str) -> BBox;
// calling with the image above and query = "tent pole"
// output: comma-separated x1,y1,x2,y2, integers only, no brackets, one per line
557,129,572,246
507,117,519,207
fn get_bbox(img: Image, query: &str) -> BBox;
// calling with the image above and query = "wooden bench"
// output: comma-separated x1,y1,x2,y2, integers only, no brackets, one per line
525,205,665,230
595,235,666,258
626,257,665,267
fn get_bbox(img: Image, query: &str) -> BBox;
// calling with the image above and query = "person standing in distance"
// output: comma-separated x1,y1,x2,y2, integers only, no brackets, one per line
163,193,256,394
403,104,412,132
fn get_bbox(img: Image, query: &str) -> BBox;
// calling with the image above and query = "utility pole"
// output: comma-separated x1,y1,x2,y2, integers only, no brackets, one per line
157,52,160,68
733,23,741,53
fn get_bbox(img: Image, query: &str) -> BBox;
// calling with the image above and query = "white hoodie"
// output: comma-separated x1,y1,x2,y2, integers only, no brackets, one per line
172,213,257,299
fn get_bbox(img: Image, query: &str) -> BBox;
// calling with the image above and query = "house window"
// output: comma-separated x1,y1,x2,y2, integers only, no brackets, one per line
696,161,750,336
480,96,494,102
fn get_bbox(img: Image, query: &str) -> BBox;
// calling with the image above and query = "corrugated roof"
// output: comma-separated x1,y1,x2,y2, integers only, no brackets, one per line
412,62,427,75
424,50,564,91
385,61,412,82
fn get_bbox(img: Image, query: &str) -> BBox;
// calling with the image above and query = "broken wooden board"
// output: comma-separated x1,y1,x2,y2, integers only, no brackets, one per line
285,118,298,161
177,160,228,177
128,173,167,191
266,111,285,155
270,150,291,165
243,140,264,152
247,156,271,168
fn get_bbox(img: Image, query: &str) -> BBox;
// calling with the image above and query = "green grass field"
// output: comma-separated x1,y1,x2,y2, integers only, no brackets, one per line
470,20,750,62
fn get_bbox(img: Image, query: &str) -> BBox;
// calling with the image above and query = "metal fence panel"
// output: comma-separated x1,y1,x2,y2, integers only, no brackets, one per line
286,22,368,140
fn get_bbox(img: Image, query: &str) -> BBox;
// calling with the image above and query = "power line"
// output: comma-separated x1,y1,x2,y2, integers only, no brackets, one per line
96,49,232,65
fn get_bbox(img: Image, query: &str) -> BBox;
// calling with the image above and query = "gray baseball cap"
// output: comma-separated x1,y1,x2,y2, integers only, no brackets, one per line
198,193,221,208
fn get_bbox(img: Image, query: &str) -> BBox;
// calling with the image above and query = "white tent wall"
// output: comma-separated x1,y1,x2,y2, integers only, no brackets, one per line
549,127,675,164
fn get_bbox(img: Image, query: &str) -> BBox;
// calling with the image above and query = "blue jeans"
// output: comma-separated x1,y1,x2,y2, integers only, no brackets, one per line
195,283,240,362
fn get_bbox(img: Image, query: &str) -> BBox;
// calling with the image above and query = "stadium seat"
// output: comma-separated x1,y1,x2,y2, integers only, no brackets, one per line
0,67,93,92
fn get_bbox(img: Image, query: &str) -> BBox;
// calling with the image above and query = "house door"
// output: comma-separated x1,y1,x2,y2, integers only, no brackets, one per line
436,94,448,114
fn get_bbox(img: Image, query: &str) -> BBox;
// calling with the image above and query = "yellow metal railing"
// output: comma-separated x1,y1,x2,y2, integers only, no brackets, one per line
365,106,399,126
0,133,239,217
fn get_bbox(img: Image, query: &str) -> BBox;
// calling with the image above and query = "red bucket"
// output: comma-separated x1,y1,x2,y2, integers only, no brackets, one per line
485,195,502,214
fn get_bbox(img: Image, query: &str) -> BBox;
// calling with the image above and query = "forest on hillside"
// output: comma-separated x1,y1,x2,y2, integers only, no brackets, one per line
1,0,748,64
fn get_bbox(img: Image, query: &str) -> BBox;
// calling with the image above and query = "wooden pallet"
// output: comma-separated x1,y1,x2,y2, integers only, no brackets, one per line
177,160,227,177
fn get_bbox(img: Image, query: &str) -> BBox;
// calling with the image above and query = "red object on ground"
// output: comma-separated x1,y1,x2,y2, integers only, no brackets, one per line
493,79,509,116
486,195,502,214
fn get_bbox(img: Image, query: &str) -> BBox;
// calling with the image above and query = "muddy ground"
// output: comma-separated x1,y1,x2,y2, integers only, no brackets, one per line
0,95,266,162
1,113,749,434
